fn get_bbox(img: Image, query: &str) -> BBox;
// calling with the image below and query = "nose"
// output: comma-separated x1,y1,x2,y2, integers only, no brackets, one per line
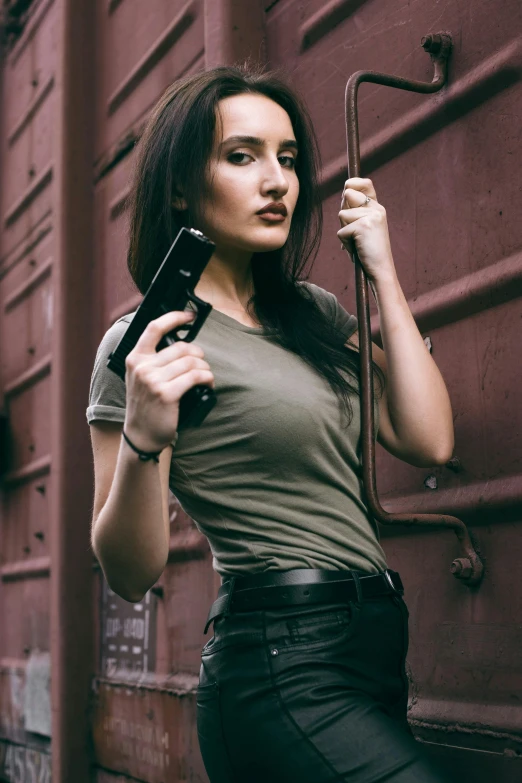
260,155,290,198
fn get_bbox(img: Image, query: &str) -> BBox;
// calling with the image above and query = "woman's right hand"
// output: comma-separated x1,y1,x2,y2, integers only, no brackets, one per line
123,310,215,452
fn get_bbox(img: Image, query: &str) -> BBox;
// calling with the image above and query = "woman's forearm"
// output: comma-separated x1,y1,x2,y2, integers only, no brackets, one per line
337,177,454,463
92,439,170,602
373,267,454,462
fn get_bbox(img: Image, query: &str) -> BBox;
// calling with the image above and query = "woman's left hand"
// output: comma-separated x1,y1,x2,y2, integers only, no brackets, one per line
337,177,396,283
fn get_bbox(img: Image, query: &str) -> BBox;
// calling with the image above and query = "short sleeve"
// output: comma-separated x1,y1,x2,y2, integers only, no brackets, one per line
86,315,133,425
301,282,358,340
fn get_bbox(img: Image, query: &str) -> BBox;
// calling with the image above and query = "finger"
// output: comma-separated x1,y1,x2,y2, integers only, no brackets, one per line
338,206,372,225
164,368,216,401
337,224,358,243
343,177,377,199
341,188,378,211
151,339,205,368
155,354,211,382
134,310,196,353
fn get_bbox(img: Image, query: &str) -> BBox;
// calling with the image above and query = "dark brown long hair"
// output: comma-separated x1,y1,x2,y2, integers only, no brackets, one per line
126,63,384,429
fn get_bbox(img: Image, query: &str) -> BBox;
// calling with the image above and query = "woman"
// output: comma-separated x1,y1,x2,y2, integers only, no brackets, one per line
87,64,453,782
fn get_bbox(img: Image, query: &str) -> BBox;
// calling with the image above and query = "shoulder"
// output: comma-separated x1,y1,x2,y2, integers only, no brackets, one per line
102,311,136,343
94,312,137,361
297,280,357,341
297,281,339,319
87,312,137,424
90,311,137,388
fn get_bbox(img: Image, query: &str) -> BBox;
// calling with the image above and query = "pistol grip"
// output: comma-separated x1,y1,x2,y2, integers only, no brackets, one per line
177,384,217,430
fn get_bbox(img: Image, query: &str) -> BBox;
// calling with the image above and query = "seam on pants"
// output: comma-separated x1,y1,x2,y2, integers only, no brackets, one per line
262,611,348,783
199,660,241,783
217,682,241,783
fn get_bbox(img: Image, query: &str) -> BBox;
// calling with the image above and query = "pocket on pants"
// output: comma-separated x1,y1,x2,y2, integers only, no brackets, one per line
197,678,236,783
273,601,361,654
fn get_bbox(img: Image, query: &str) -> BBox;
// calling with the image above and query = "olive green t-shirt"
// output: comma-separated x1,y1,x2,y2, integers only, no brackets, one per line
86,282,387,577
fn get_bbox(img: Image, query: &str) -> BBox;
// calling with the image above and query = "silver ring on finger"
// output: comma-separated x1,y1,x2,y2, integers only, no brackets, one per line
363,195,371,206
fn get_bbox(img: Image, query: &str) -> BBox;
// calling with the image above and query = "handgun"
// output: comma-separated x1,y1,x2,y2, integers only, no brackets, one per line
107,227,217,430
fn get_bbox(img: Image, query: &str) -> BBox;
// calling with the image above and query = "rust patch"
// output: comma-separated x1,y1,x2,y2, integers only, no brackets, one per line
92,677,204,782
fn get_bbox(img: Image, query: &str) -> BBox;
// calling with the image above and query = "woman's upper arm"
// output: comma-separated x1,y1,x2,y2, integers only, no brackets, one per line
89,420,173,528
345,331,412,463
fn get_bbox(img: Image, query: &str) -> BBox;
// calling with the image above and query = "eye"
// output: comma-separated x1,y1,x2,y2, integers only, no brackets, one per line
227,152,252,165
227,151,297,169
279,155,296,169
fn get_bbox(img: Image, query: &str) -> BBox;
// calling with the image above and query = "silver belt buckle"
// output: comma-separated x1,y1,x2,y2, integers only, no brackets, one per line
384,570,403,594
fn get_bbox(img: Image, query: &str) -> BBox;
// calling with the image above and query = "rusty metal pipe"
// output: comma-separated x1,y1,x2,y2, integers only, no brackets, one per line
50,1,96,780
344,32,484,586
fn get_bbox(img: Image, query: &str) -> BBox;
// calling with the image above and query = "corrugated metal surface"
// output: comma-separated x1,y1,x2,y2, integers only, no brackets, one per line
86,2,266,781
90,2,207,780
0,0,521,781
265,0,522,777
0,0,57,779
1,0,97,779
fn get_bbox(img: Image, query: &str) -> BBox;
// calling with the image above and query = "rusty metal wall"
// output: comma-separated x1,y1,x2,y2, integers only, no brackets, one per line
1,0,97,779
0,1,59,781
0,0,521,781
263,0,522,779
88,2,265,781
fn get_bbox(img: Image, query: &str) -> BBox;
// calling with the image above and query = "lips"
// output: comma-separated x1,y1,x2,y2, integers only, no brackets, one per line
256,202,287,217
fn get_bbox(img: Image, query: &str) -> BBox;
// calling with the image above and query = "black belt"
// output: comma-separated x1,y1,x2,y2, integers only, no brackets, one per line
204,568,404,634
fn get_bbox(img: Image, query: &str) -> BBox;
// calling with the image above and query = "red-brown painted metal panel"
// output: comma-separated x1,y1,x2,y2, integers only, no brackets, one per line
1,0,97,778
0,1,58,778
266,0,522,776
1,0,521,781
92,676,203,782
88,2,214,781
94,0,205,162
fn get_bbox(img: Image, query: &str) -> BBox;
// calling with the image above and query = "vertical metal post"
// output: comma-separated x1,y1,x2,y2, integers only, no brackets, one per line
344,34,483,585
50,1,96,779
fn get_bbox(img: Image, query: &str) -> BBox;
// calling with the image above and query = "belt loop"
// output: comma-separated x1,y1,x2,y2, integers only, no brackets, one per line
222,576,237,620
351,571,363,605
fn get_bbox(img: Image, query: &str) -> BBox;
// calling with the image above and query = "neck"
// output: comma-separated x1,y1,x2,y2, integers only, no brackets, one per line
195,247,254,309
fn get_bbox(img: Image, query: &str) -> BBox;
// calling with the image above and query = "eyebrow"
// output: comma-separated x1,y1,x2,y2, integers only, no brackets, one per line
219,135,298,153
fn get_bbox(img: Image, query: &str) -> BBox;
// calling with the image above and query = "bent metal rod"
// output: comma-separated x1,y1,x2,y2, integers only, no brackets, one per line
344,32,484,585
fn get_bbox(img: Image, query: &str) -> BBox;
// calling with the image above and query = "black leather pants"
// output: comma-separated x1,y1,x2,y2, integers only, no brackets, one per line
197,587,448,782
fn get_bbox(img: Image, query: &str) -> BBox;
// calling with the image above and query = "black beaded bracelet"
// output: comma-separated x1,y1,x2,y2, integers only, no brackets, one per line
122,430,162,463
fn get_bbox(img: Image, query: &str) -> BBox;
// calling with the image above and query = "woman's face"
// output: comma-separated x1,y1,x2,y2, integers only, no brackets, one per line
195,93,300,256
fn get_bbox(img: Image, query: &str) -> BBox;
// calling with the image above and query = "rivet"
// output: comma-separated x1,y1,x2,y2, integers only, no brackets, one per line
270,648,279,656
424,474,437,490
